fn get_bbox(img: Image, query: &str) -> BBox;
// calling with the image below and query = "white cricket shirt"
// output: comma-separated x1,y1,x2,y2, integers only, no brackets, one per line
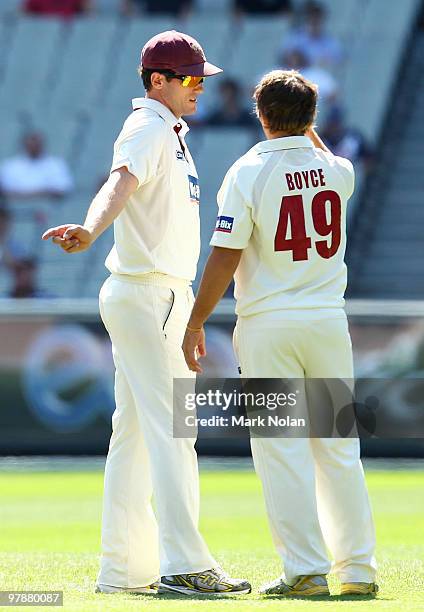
210,136,354,318
105,98,200,280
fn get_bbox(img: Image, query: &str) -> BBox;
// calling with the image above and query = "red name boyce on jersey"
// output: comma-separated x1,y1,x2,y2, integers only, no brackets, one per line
285,169,326,191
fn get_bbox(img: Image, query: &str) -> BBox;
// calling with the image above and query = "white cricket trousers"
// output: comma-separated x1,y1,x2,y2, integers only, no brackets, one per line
234,314,377,584
97,274,216,588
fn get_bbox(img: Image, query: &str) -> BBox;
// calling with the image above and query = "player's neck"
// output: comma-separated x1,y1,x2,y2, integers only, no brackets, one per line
267,130,304,140
146,91,182,120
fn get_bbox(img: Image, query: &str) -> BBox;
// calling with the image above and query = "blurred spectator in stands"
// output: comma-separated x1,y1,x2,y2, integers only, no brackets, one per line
278,0,343,69
9,258,50,299
279,48,338,104
0,207,25,271
233,0,292,17
0,132,74,201
205,78,257,128
121,0,192,18
321,106,374,172
23,0,92,18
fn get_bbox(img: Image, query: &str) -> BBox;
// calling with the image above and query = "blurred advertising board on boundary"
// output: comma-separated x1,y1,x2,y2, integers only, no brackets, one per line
0,299,423,457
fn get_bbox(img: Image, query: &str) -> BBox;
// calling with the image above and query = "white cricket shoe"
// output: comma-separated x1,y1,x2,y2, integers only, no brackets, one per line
159,567,251,595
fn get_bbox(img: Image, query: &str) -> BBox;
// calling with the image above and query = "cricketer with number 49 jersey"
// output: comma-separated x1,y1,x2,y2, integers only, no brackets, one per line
210,135,354,318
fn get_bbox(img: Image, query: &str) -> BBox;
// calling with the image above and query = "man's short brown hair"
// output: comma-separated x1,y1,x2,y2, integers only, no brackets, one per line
138,66,175,91
254,70,318,135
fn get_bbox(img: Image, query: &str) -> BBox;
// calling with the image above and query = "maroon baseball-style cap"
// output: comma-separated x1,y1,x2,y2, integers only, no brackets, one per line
141,30,223,77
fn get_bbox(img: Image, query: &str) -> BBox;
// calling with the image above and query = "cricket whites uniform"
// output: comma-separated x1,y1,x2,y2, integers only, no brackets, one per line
210,136,377,584
98,98,216,588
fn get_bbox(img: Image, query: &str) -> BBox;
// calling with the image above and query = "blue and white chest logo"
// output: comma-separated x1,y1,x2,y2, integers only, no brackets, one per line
215,215,234,233
188,175,200,205
176,150,184,160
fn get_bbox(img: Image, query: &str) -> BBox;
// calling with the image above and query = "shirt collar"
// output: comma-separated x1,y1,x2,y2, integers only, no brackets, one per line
132,97,189,137
254,135,313,154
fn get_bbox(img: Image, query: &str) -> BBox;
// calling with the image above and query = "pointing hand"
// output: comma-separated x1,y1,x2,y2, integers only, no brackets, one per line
42,224,93,253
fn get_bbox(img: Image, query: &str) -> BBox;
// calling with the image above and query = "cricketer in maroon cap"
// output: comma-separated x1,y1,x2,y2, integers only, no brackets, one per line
42,30,251,597
142,30,222,77
137,29,222,119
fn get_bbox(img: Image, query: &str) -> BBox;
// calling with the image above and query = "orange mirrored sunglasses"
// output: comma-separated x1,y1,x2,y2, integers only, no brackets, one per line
180,75,204,87
158,71,204,88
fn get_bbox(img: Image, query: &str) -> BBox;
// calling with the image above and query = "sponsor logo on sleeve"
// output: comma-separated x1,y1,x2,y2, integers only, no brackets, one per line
188,175,200,204
215,215,234,233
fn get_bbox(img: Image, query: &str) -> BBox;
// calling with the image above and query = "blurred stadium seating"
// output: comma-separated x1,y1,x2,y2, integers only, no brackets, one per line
0,0,421,296
347,25,424,298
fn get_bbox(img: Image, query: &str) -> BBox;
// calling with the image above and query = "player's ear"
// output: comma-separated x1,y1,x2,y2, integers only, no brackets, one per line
150,72,165,90
257,111,267,129
257,112,271,139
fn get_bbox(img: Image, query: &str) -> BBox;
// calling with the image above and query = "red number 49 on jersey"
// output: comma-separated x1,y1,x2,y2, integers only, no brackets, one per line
274,190,342,261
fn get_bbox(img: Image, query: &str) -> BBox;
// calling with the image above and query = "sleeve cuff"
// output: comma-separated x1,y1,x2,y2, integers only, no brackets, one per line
210,236,248,249
110,159,141,188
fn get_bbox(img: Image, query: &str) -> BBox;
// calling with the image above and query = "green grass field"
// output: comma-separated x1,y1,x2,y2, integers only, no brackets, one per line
0,465,423,611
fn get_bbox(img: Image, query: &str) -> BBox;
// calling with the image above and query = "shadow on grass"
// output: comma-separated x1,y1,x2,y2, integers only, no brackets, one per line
263,594,332,602
330,595,383,602
98,591,384,602
259,594,383,602
114,592,251,601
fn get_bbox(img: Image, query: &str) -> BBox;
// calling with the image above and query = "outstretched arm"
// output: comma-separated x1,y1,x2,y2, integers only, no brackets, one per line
41,167,138,253
182,246,243,373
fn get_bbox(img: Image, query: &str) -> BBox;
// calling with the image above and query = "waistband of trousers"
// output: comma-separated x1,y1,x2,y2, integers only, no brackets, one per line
111,272,191,290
